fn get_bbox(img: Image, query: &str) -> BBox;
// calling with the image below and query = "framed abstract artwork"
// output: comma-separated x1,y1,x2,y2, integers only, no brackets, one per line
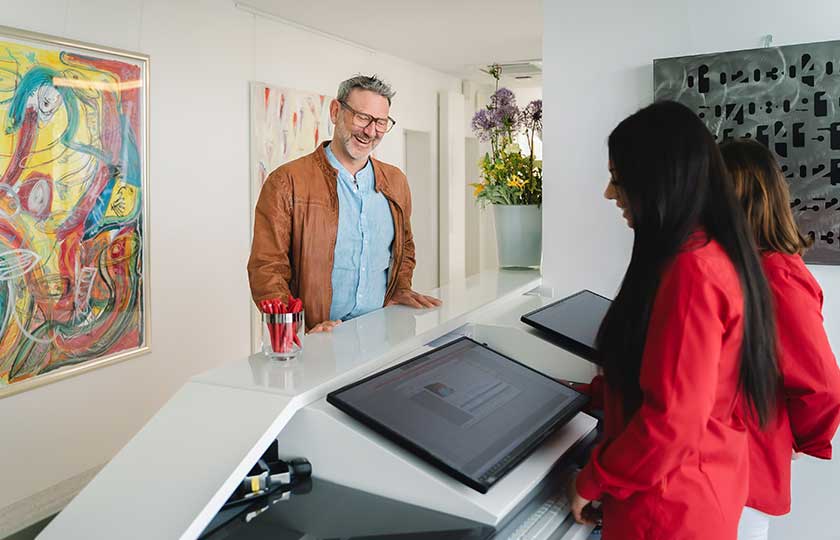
655,40,840,264
0,26,150,396
248,82,333,352
250,82,333,194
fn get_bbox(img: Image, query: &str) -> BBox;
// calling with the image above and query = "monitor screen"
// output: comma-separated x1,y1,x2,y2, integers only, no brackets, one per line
520,290,612,364
327,337,587,494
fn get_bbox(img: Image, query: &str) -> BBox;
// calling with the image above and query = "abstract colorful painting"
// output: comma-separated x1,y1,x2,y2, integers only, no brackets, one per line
250,82,333,191
249,82,333,351
0,27,149,396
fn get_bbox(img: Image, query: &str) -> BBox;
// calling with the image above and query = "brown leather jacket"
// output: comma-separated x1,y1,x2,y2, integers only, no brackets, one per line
247,142,416,330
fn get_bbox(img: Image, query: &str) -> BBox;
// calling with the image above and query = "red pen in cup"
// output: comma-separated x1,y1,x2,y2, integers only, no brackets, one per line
260,297,304,359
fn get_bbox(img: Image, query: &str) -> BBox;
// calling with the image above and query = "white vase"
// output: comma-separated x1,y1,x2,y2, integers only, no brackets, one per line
492,204,542,268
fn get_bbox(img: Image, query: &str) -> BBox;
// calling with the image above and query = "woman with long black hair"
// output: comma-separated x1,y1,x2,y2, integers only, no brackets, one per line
568,101,779,539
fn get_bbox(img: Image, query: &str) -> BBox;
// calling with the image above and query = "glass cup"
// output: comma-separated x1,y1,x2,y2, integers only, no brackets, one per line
261,311,304,359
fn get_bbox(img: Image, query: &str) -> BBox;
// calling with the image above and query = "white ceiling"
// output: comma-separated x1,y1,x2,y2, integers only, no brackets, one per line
236,0,543,81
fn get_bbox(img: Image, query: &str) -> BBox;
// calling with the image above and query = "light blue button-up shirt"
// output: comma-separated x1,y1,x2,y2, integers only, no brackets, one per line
326,143,395,321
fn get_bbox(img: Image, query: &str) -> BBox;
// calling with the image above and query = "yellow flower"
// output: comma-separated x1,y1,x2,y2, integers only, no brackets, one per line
471,183,485,197
506,176,525,189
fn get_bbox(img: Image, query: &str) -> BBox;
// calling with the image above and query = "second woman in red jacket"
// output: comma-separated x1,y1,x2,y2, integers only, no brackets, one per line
568,101,780,540
721,139,840,540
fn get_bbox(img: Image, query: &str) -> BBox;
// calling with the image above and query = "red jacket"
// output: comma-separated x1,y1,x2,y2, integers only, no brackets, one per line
576,238,749,540
745,252,840,515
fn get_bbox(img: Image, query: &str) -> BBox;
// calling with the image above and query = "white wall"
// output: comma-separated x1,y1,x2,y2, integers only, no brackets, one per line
404,129,438,291
463,81,497,273
543,1,840,538
438,91,467,286
0,0,458,532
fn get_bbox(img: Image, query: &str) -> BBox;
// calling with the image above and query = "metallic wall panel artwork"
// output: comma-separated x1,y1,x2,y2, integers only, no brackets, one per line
655,40,840,264
0,26,150,396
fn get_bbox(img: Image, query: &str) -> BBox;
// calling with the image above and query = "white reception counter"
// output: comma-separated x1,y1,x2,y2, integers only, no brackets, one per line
39,270,598,540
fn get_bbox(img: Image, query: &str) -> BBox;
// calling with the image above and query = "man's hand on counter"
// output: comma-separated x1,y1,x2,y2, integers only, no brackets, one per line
387,288,442,309
308,320,342,334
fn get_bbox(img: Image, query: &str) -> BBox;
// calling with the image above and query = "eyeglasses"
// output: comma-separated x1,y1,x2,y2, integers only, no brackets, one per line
339,100,396,133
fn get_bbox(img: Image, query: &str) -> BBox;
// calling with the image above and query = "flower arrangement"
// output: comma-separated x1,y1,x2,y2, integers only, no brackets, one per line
470,66,543,206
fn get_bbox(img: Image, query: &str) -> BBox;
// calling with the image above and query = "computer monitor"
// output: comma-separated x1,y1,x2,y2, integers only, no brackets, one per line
520,289,612,365
327,337,587,494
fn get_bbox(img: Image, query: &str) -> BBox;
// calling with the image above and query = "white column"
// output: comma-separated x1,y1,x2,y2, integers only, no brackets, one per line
438,91,466,286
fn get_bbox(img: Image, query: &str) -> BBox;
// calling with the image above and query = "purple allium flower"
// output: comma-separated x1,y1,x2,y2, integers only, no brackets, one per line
523,99,543,133
491,104,520,130
471,109,496,140
490,88,517,109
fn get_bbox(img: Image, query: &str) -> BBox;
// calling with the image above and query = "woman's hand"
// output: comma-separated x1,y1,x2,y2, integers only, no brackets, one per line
567,471,600,525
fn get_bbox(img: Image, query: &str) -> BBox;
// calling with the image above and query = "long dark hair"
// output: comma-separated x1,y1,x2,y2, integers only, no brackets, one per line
596,101,778,426
721,138,813,255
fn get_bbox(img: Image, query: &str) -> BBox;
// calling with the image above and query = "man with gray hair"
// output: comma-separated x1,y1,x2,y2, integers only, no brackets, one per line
248,74,440,333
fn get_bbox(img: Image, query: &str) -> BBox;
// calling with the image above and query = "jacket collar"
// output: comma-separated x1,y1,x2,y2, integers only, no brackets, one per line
315,141,393,197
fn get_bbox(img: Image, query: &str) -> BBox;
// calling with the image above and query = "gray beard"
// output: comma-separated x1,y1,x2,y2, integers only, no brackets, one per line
336,126,376,161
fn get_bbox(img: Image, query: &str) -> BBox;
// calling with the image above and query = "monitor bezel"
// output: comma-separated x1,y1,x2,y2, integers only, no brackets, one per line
520,289,612,365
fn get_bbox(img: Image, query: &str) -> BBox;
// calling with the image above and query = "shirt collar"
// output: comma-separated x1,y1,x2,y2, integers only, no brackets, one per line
325,142,373,180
